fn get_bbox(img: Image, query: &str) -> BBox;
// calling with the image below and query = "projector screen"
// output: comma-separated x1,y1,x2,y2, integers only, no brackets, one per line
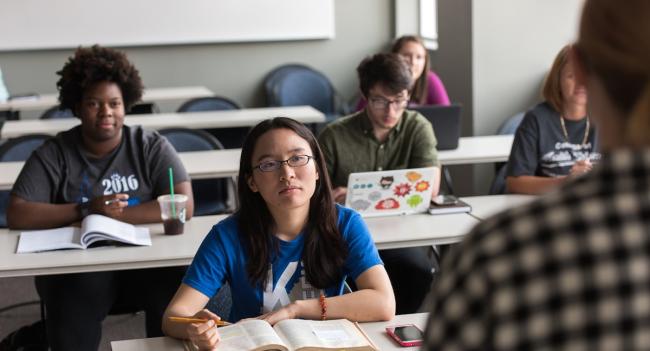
0,0,335,51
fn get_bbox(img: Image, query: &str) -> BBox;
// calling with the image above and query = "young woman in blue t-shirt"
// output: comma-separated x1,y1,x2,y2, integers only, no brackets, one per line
163,117,395,349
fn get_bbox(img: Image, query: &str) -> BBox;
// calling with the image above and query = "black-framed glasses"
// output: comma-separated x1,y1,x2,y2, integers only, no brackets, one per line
368,96,409,110
254,155,315,172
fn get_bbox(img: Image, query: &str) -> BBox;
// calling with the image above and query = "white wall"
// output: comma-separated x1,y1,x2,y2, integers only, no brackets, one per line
0,0,392,118
472,0,584,136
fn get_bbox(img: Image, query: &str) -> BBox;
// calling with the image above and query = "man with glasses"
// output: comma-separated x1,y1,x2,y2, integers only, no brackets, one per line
318,53,441,314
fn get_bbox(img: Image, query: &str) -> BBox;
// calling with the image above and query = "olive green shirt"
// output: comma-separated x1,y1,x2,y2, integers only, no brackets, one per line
318,109,439,188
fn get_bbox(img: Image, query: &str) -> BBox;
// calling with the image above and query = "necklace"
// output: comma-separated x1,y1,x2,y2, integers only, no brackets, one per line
560,116,590,145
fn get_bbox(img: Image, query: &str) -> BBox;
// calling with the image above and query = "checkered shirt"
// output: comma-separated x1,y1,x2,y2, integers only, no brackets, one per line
424,149,650,351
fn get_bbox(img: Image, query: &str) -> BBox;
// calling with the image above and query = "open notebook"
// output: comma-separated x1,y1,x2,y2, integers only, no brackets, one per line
16,214,151,253
183,319,377,351
345,167,436,217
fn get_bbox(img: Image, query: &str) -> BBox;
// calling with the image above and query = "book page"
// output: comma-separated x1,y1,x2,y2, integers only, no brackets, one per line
16,227,83,253
80,214,139,247
274,319,371,350
215,319,288,351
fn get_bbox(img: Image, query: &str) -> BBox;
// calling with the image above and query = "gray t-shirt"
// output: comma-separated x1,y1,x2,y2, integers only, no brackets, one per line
12,125,189,207
507,102,600,178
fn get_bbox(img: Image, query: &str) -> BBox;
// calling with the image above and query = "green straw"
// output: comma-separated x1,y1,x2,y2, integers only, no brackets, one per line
168,167,176,218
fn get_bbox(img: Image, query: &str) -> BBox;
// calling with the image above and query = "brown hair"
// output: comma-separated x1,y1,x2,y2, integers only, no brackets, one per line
237,117,348,288
541,45,571,113
576,0,650,146
391,35,431,105
357,53,413,98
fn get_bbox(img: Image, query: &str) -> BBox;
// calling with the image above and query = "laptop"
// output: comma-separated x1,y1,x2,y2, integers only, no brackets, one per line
411,104,462,150
345,167,436,217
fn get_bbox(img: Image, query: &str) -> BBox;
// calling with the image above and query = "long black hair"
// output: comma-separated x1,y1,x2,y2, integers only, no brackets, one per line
237,117,348,288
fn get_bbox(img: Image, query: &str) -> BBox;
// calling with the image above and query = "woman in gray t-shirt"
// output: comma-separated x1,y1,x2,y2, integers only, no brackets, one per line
506,45,600,195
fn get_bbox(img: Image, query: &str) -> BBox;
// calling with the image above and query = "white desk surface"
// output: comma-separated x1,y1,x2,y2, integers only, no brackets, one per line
438,134,513,165
0,135,511,191
0,105,325,139
462,194,537,220
0,211,475,278
0,86,214,112
110,313,429,351
0,149,242,190
0,214,224,278
366,212,478,249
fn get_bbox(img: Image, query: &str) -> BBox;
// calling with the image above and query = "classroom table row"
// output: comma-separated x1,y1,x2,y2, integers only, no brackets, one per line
0,86,214,112
0,194,535,278
0,105,325,138
0,135,514,191
111,313,429,351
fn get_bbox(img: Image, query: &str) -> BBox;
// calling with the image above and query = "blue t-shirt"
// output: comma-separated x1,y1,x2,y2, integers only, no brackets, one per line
183,205,382,322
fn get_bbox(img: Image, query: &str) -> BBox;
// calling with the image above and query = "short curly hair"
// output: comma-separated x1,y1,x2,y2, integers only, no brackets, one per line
56,45,143,113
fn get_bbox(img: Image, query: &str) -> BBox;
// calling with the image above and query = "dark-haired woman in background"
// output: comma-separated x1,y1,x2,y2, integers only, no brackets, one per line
163,117,394,350
356,35,450,110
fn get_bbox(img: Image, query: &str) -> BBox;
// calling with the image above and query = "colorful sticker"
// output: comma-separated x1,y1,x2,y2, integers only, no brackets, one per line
379,176,394,189
375,198,400,210
368,191,382,201
393,183,412,197
350,199,371,211
414,180,430,192
406,194,423,208
405,171,422,182
352,183,374,190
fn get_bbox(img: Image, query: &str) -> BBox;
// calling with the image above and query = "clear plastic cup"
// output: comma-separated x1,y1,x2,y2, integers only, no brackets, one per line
157,194,188,235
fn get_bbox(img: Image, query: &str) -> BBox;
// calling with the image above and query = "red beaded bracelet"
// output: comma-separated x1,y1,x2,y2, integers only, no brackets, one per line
319,293,327,320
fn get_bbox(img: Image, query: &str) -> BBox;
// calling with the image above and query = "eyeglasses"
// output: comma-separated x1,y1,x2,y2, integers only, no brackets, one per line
368,96,409,110
254,155,314,172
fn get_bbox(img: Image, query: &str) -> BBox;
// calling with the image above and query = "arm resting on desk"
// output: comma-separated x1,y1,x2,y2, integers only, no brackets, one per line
506,175,565,195
262,264,395,325
7,181,194,229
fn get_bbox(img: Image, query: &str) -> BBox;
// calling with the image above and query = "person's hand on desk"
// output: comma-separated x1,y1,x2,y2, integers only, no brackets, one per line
185,309,222,351
332,186,348,204
569,159,593,177
257,302,299,325
89,194,129,218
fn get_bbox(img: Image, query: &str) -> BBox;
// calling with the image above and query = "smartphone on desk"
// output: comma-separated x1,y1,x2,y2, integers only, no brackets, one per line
386,324,423,347
431,194,459,206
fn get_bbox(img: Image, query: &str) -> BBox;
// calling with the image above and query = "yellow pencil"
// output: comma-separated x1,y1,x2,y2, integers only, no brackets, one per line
168,316,231,326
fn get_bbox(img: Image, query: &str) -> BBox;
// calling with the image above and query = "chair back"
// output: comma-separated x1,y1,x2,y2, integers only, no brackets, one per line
264,64,344,121
40,106,74,119
177,96,240,112
489,111,526,194
177,96,247,149
497,111,525,135
158,128,230,216
0,134,52,227
128,102,160,115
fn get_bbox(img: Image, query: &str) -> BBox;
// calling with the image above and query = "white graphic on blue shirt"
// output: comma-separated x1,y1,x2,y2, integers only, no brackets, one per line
262,260,323,313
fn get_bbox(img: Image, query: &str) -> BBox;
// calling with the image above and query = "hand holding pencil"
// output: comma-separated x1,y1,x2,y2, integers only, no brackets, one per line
169,316,231,326
173,309,225,350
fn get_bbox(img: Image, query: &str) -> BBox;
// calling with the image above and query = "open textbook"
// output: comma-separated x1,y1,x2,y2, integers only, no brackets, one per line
184,318,377,351
16,214,151,253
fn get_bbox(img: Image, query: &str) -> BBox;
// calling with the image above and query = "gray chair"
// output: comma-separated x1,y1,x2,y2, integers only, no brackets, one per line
40,106,74,119
264,64,350,133
177,96,247,149
158,128,231,216
489,112,525,195
0,134,52,227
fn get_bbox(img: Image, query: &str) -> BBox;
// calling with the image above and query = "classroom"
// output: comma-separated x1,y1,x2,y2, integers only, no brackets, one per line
2,0,649,350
